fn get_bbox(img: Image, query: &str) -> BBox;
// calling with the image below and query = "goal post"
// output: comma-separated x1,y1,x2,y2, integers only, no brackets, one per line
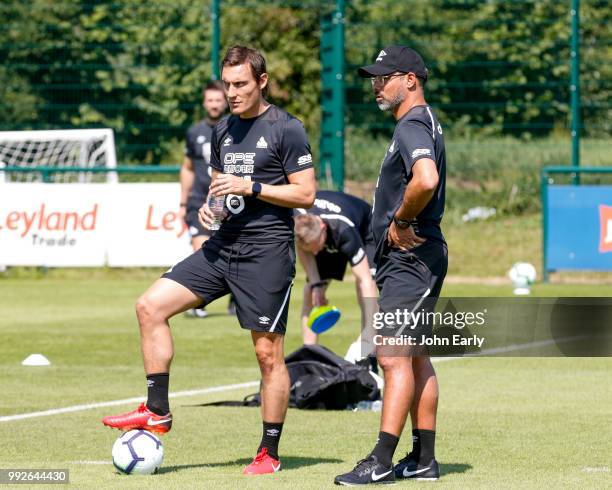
0,128,118,183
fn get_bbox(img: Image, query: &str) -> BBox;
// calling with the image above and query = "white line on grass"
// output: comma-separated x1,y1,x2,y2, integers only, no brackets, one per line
0,336,594,423
0,380,259,423
69,461,112,465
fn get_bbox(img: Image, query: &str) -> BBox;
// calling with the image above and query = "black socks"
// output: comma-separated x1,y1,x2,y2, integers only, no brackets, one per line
145,373,170,415
258,421,284,460
371,431,399,467
412,428,436,462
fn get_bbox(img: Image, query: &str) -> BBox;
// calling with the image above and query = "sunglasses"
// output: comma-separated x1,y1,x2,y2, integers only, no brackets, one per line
370,73,406,87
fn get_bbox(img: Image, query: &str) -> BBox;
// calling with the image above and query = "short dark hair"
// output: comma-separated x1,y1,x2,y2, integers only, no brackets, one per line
202,80,224,98
221,45,268,96
416,75,427,88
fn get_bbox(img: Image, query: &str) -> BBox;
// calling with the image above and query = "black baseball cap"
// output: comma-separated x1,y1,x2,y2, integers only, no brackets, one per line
358,45,428,80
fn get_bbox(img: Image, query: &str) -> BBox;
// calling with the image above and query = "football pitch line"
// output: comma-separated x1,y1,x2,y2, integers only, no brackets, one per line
0,381,259,423
0,336,586,423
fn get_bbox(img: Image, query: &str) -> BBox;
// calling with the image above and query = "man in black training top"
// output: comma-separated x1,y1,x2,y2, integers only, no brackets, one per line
179,80,228,318
335,46,448,485
294,190,377,353
103,45,316,477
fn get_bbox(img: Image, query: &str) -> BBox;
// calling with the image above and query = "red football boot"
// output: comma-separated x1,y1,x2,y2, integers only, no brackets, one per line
243,448,281,475
102,403,172,434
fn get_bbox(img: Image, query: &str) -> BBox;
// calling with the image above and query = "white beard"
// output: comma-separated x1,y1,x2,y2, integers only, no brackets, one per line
377,92,405,112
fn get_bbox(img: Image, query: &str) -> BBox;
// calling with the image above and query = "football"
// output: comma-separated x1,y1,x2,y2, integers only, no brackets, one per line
112,429,164,475
508,262,537,287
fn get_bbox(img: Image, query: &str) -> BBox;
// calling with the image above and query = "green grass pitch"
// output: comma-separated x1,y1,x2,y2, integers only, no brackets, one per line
1,272,611,488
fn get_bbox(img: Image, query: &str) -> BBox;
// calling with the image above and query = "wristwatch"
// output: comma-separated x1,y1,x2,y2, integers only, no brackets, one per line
393,216,412,229
251,182,262,198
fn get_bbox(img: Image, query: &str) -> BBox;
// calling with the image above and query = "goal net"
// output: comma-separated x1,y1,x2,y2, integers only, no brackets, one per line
0,129,118,183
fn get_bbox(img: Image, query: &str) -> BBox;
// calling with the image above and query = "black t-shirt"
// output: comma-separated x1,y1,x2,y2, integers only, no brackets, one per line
185,119,215,207
372,104,446,255
297,190,372,266
210,105,313,243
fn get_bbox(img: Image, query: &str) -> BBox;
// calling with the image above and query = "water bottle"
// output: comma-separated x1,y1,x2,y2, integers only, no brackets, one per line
207,193,225,231
351,400,382,412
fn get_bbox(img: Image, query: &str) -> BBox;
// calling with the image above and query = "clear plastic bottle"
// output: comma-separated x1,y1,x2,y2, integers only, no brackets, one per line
207,194,225,231
351,400,382,412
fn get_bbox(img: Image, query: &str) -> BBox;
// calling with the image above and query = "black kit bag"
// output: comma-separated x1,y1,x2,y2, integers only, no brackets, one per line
198,344,380,410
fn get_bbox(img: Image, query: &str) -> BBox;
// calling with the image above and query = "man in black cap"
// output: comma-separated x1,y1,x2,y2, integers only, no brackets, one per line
334,46,447,485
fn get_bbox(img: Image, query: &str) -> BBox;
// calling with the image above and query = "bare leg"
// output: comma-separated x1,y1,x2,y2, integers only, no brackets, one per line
252,331,290,422
410,356,438,430
135,278,201,374
378,354,415,436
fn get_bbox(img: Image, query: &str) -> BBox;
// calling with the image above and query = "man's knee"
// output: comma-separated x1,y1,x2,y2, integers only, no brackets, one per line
378,354,412,372
255,343,283,377
135,294,164,327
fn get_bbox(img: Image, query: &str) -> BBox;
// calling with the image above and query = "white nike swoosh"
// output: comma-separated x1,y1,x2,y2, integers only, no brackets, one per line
371,469,392,481
403,466,430,477
147,417,171,425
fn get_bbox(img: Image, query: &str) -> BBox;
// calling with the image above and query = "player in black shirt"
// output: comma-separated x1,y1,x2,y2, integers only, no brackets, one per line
294,190,377,347
180,80,227,318
102,46,316,476
335,46,448,486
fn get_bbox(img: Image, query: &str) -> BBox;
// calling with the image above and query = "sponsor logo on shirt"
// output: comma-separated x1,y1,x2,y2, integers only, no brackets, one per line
223,152,256,174
313,198,341,213
411,148,432,159
223,137,232,147
352,248,365,265
297,154,312,166
256,136,268,149
376,49,387,62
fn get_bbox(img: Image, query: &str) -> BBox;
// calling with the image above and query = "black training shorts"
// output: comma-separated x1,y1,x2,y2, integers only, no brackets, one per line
163,236,295,334
375,239,448,343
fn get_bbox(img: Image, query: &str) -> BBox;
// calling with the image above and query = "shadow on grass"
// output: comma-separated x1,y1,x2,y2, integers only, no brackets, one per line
158,456,343,474
440,462,472,476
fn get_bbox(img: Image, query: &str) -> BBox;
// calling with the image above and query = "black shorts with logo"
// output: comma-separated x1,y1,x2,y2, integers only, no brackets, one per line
162,236,295,334
375,239,448,341
184,204,210,239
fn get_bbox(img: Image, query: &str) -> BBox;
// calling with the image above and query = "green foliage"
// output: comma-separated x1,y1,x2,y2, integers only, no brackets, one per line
1,0,610,165
346,132,612,218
